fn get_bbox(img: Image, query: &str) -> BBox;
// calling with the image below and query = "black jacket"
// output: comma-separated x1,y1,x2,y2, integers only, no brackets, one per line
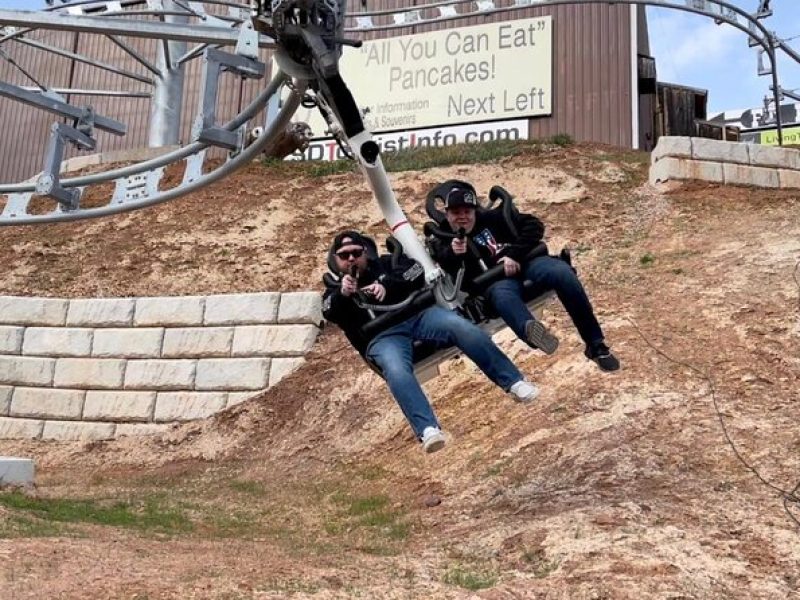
322,253,425,356
429,209,545,291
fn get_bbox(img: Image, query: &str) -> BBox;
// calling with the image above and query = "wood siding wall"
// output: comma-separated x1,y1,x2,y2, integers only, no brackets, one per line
0,3,636,182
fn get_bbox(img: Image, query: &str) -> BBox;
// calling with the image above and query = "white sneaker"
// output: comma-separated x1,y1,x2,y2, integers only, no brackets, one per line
420,426,446,453
509,380,539,404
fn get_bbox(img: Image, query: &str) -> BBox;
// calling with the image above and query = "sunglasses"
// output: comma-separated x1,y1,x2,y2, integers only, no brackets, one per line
336,248,364,260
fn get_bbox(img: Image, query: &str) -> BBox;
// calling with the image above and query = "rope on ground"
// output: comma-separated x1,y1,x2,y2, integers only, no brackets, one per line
625,316,800,531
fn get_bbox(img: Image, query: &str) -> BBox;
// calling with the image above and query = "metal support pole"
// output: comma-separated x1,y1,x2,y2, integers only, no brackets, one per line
148,0,187,147
37,121,96,211
0,9,276,47
0,81,127,135
316,71,444,290
349,128,445,288
767,39,783,146
193,48,265,150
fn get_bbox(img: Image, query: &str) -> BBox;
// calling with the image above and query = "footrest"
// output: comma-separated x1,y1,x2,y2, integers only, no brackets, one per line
412,292,555,382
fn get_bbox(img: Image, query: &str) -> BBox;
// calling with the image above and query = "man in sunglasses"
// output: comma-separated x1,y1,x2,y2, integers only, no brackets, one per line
322,230,539,453
428,182,620,372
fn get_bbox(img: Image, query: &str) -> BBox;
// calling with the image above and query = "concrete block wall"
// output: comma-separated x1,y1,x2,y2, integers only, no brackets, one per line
0,292,322,441
649,137,800,189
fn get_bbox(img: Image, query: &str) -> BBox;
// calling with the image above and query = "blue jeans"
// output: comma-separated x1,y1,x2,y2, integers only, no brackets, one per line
365,306,523,438
485,255,604,347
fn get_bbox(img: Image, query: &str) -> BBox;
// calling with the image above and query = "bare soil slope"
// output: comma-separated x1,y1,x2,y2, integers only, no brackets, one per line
1,143,799,599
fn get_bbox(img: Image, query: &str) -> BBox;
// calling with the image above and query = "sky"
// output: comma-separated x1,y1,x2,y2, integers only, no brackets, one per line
0,1,47,9
1,0,799,116
647,1,800,115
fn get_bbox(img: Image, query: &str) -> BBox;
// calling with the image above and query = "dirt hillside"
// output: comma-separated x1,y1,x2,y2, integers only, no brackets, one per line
0,142,799,599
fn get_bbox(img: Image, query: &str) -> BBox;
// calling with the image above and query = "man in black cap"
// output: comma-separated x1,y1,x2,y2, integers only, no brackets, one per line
323,230,540,453
428,182,620,372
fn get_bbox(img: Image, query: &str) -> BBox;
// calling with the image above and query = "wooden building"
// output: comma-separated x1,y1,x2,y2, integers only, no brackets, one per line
654,82,709,140
0,2,657,183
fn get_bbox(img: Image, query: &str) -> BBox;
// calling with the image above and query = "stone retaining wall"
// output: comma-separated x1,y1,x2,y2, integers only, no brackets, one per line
0,292,322,441
649,137,800,189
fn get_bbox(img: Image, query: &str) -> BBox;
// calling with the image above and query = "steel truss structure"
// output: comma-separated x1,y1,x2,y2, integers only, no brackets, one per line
0,0,797,300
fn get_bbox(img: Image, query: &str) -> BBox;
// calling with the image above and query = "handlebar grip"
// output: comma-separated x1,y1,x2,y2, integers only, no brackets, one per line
323,272,340,288
385,236,403,270
470,242,549,290
359,242,548,338
424,221,468,241
360,288,436,338
424,221,456,240
489,185,512,205
487,185,518,237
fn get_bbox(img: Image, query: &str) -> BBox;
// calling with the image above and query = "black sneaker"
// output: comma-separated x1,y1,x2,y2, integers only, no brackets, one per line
585,342,620,372
524,319,559,355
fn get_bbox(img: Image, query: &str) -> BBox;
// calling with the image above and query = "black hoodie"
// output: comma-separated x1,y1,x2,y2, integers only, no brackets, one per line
428,209,545,292
322,236,425,356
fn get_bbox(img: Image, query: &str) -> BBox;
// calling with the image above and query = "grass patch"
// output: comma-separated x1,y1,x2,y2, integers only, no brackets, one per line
257,578,322,595
549,133,573,147
384,135,572,172
639,252,655,266
345,494,410,540
385,521,410,540
203,508,261,538
593,149,650,165
262,135,574,178
356,464,389,481
228,479,265,496
323,492,412,552
0,490,192,535
1,464,410,553
484,458,511,477
262,522,339,557
307,159,357,177
358,542,400,556
383,139,524,172
322,519,344,536
0,513,65,538
522,548,561,578
347,495,389,516
467,450,484,467
443,563,498,590
485,464,503,477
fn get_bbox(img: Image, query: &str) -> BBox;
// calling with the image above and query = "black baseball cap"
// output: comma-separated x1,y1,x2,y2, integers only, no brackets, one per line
332,230,369,252
443,185,478,210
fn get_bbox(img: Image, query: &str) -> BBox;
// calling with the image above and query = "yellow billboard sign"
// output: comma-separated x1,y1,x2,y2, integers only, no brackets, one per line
295,16,552,137
760,126,800,146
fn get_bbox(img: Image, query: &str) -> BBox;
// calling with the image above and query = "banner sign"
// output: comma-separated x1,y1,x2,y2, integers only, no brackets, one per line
294,16,552,136
741,125,800,146
709,102,800,131
288,120,529,162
